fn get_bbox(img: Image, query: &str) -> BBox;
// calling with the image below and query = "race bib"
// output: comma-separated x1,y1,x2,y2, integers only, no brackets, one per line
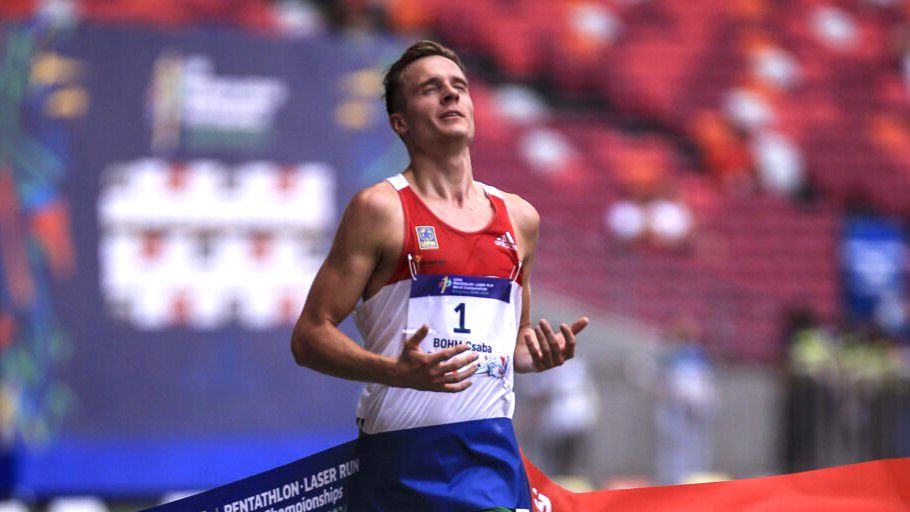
407,274,518,385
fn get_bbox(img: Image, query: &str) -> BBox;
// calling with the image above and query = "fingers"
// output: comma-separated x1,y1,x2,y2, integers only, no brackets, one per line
539,319,564,366
398,329,480,392
523,332,547,372
570,316,590,335
426,342,471,365
534,325,555,368
405,325,429,349
441,361,479,384
404,314,589,388
531,316,589,370
441,377,473,393
434,350,479,375
560,322,576,360
434,353,479,393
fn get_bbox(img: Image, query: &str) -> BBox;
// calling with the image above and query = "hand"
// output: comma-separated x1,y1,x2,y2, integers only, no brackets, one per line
521,317,589,372
392,325,479,392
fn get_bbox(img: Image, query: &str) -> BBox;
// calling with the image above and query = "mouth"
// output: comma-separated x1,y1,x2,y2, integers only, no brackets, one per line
439,111,465,120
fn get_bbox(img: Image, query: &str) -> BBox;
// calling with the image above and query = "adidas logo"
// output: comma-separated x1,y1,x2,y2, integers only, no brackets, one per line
494,232,518,251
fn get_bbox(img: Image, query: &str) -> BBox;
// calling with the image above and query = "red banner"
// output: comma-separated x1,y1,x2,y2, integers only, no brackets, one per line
523,456,910,511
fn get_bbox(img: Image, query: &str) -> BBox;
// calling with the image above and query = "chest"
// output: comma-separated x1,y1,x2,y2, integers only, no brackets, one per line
404,191,520,279
420,196,495,233
409,225,518,280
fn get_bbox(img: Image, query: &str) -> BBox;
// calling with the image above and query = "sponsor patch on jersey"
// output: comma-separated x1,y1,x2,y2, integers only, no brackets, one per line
494,232,518,251
416,225,439,250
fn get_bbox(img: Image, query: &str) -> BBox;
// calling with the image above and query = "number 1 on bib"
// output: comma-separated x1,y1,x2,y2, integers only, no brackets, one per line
454,303,471,334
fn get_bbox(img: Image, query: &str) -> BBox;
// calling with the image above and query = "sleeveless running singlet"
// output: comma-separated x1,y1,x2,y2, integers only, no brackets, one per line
349,174,531,511
353,173,524,434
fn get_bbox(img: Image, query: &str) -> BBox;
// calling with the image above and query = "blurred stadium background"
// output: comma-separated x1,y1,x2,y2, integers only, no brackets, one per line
1,0,909,510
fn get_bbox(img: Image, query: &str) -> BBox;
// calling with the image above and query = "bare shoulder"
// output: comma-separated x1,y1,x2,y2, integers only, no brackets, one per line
332,179,402,259
503,191,540,236
341,179,404,297
346,180,401,223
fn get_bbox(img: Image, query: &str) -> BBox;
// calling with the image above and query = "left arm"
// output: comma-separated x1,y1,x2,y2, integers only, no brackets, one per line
505,193,589,373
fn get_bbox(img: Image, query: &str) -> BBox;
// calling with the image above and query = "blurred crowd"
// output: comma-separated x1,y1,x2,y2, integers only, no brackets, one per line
0,0,289,32
783,309,910,471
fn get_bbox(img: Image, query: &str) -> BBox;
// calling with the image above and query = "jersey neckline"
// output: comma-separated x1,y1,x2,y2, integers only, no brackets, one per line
394,173,501,236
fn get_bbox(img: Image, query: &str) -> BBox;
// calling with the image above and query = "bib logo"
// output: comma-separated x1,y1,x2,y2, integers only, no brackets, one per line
532,488,552,512
416,225,439,250
478,355,510,379
438,276,451,294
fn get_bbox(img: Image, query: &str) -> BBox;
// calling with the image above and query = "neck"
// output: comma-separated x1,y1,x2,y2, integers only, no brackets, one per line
405,147,475,204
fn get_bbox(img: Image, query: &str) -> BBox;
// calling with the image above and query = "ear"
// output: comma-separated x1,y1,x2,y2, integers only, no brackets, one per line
389,112,408,137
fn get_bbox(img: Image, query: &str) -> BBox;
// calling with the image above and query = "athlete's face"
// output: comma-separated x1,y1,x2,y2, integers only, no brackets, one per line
391,55,475,148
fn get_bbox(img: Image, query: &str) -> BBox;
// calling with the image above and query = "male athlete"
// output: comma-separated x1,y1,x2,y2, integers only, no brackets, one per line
291,40,588,511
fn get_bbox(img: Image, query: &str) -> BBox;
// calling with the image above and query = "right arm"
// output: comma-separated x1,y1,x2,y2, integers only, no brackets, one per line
290,183,478,392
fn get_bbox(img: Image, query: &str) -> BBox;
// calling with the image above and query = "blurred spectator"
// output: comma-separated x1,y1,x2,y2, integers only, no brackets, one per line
518,126,586,187
786,309,838,378
784,307,910,471
602,134,695,250
724,86,774,134
748,43,801,90
604,185,694,251
493,84,549,125
605,197,646,243
693,28,811,202
318,0,385,35
751,130,806,198
521,358,599,478
690,111,754,195
782,307,837,472
875,289,909,340
654,316,718,484
868,114,910,170
647,191,694,249
271,1,325,38
833,324,903,464
383,0,431,34
811,5,859,51
563,1,621,59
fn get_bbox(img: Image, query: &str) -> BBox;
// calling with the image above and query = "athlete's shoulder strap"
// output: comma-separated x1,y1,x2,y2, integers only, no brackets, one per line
386,173,409,191
479,181,505,199
382,173,414,285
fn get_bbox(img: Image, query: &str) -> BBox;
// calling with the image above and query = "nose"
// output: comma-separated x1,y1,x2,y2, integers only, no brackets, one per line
441,83,459,104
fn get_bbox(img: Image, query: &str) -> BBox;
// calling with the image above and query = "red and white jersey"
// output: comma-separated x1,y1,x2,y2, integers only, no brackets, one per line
352,173,524,434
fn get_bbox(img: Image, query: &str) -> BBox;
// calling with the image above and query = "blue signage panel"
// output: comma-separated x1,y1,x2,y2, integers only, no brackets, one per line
0,20,406,495
841,216,907,328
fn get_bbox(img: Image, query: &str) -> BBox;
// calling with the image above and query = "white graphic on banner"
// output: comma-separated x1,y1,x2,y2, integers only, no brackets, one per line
148,52,289,153
532,487,552,512
98,159,335,330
